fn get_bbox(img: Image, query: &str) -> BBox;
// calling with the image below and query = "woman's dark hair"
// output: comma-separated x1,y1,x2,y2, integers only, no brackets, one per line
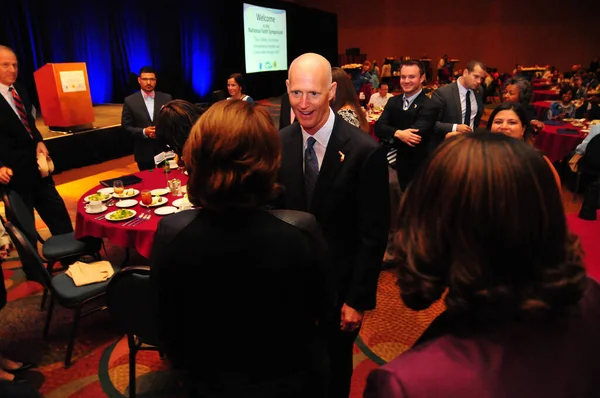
182,100,280,211
228,72,246,92
396,133,586,322
503,77,533,105
487,102,535,144
155,100,203,156
331,67,369,132
559,85,575,98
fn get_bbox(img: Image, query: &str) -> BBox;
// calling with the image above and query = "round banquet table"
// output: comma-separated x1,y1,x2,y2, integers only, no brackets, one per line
533,122,585,163
533,89,560,102
75,168,188,259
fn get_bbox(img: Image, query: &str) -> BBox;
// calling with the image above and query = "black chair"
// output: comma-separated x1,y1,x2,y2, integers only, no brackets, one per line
576,134,600,219
1,188,103,308
107,266,161,398
3,220,117,368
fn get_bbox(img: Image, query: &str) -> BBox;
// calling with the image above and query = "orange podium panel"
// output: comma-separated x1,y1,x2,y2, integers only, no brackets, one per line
33,62,94,131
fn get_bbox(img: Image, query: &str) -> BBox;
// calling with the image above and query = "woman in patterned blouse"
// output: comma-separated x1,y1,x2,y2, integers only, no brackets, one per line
331,67,370,132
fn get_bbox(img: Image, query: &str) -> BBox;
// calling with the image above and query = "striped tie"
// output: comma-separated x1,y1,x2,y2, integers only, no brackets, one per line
304,137,319,206
9,87,33,139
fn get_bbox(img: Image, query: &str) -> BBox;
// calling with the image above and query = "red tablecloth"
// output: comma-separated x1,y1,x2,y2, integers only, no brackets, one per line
532,82,551,90
533,122,584,163
533,89,560,102
532,100,553,121
75,168,188,259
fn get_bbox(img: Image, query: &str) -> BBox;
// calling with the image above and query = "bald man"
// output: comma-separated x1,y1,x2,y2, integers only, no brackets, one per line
277,53,390,398
0,45,73,237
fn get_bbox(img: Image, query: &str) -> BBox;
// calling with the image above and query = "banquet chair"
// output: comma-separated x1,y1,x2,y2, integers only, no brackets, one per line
1,188,103,309
107,266,161,398
3,220,117,368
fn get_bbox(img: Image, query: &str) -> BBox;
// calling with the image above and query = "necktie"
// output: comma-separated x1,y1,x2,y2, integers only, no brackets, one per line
403,97,409,111
464,89,471,127
304,137,319,206
9,87,33,139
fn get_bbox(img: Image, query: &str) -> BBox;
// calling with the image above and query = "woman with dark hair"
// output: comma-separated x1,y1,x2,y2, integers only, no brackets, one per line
487,102,561,186
364,133,600,397
226,72,254,104
548,85,576,120
503,77,544,133
151,100,334,398
331,67,370,132
155,99,203,157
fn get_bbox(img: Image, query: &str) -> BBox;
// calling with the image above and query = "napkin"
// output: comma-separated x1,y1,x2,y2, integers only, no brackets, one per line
557,128,579,135
66,261,114,286
37,154,55,178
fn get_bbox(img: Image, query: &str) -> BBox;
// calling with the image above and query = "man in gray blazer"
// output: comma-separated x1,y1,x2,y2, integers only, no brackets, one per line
429,60,486,148
121,66,172,171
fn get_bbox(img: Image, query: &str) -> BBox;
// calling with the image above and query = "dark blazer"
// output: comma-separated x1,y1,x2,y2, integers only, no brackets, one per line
364,278,600,398
278,115,390,311
121,91,172,165
0,82,44,192
429,81,484,147
151,208,334,397
374,91,435,190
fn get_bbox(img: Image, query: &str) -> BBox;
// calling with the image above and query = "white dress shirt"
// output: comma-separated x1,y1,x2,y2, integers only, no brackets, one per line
455,79,478,131
302,108,335,171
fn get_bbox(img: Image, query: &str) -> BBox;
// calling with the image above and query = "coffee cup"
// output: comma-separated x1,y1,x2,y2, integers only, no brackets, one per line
179,200,192,210
87,200,103,212
169,160,178,169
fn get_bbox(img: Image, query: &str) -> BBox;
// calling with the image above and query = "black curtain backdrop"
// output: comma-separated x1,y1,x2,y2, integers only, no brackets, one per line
0,0,337,106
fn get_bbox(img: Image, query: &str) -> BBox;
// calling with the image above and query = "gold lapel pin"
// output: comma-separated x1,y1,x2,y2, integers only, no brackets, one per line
338,151,345,162
414,104,417,109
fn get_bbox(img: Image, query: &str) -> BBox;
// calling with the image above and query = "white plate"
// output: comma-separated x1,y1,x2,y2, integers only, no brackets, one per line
150,188,170,196
154,206,177,215
84,193,112,202
115,199,138,208
97,187,114,195
105,209,137,222
582,129,590,133
112,188,140,199
140,197,168,207
85,205,107,214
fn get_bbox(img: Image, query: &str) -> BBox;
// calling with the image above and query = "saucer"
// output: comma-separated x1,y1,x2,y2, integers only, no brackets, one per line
155,206,177,215
115,199,138,208
85,205,107,214
150,188,170,196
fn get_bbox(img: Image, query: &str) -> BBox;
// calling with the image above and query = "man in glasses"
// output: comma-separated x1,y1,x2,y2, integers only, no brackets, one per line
121,66,172,171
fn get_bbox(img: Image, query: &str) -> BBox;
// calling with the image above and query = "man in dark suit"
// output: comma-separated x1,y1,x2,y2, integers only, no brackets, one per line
121,66,172,171
278,53,390,398
429,59,486,147
0,45,72,236
375,60,435,191
374,60,434,269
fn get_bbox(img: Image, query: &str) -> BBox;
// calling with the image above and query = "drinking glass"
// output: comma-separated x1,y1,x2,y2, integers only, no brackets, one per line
113,180,124,196
141,190,152,206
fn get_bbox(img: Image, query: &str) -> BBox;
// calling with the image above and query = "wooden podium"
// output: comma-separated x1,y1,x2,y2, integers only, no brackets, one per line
33,63,94,132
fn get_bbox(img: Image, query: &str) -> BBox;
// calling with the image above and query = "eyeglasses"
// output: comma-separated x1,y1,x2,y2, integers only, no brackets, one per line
140,78,156,82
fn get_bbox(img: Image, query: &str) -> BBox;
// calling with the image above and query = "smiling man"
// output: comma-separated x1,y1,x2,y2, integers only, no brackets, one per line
278,52,390,398
429,59,486,145
121,66,172,171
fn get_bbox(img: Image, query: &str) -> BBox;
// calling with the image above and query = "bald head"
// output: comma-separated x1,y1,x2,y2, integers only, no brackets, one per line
0,45,18,86
286,53,337,135
288,53,332,85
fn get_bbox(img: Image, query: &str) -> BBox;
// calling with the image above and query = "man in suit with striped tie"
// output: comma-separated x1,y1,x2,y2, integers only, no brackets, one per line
374,60,434,268
0,45,73,236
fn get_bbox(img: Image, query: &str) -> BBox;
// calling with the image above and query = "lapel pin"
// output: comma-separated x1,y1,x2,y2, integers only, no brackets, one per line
338,151,345,162
414,104,417,109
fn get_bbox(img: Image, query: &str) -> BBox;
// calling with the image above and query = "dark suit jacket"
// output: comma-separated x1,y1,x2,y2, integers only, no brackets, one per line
364,278,600,398
121,91,172,165
151,208,334,396
429,81,484,147
0,82,44,192
374,92,435,189
278,115,390,311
